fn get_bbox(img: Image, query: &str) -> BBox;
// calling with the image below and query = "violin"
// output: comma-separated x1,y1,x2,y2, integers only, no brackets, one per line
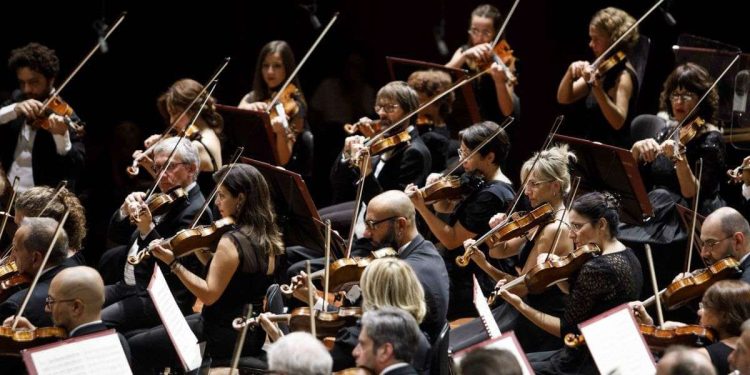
31,96,85,137
343,120,382,138
368,130,411,156
639,324,716,351
678,116,706,145
127,217,236,265
661,257,741,310
456,203,554,267
0,326,67,354
727,162,750,184
416,114,434,127
0,273,30,302
267,83,302,138
0,261,18,281
591,50,626,80
129,187,188,224
233,306,362,339
419,173,485,205
466,39,518,85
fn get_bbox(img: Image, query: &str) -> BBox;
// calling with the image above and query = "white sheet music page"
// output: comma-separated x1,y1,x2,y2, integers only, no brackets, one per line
580,303,655,375
472,275,501,338
452,332,533,375
22,330,131,375
148,264,203,371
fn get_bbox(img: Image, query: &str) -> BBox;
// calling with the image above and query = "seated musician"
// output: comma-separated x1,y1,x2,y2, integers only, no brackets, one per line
127,164,284,373
452,145,575,353
99,137,210,332
632,280,750,375
353,307,425,375
730,319,750,374
0,43,85,192
498,192,643,374
0,217,71,326
656,346,717,375
267,332,332,375
14,185,87,265
263,258,432,373
8,266,131,364
405,121,514,320
287,190,449,343
696,207,750,283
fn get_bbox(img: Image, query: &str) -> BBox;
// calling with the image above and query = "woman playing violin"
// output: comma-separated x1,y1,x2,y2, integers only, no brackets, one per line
239,40,313,178
632,280,750,375
557,7,639,148
127,164,284,372
454,145,575,352
445,4,518,122
622,63,726,263
405,121,513,320
498,192,643,374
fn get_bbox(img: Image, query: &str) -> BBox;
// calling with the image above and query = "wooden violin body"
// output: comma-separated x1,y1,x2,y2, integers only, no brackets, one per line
523,243,601,294
33,96,83,136
639,324,716,352
0,326,66,355
661,257,741,310
368,130,411,155
679,116,706,145
486,203,555,248
420,173,484,205
594,50,626,80
148,187,187,217
467,39,518,85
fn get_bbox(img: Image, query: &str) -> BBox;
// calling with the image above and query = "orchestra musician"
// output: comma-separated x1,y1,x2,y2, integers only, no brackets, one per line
445,4,518,123
730,320,750,375
127,163,284,373
353,307,424,375
0,43,85,193
452,144,575,353
405,121,514,320
99,137,210,332
556,7,640,148
239,40,314,179
498,192,643,374
694,207,750,283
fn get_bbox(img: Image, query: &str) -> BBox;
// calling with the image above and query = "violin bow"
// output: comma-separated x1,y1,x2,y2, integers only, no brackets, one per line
323,219,332,311
306,260,317,338
127,146,243,265
644,243,665,328
544,176,581,262
229,304,254,375
488,0,520,51
345,149,370,258
12,209,70,330
684,158,704,273
42,12,127,118
664,55,740,142
590,0,664,69
0,177,19,248
144,80,219,201
266,13,339,112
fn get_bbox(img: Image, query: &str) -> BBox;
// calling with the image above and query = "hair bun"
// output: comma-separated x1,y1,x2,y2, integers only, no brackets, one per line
602,192,621,210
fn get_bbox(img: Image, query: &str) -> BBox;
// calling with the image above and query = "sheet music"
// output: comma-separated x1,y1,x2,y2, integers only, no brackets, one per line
23,330,131,375
580,304,655,375
452,332,533,375
472,275,501,338
148,265,203,371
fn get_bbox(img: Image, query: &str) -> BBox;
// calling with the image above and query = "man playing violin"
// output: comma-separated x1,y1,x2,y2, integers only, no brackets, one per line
696,207,750,284
0,43,85,193
98,137,210,333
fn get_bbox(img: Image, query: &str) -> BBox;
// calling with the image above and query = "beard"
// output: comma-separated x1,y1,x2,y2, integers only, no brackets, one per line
374,226,400,250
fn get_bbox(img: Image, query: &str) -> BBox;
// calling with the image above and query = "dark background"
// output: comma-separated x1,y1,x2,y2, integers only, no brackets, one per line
1,0,747,263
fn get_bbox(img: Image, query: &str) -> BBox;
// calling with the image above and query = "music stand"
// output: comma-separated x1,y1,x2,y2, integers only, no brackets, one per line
386,56,481,138
216,104,279,165
675,204,706,251
241,157,345,258
553,134,653,225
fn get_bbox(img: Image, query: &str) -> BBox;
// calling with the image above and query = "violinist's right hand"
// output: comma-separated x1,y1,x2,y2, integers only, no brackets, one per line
14,99,44,120
569,61,594,81
631,138,661,163
462,43,493,64
489,213,508,229
629,302,654,326
425,173,442,186
143,134,162,148
2,315,36,330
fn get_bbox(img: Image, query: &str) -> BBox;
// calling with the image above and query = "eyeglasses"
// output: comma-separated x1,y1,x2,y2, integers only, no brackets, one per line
458,148,471,159
365,216,400,230
45,296,76,308
698,302,710,311
374,103,400,114
669,92,697,102
153,161,188,174
570,221,594,233
699,235,733,251
527,180,555,189
468,28,494,37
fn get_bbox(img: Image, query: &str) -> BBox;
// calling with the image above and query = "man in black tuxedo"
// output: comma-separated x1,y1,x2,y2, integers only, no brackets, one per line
699,207,750,284
0,43,85,193
0,217,71,327
353,307,422,375
100,137,211,332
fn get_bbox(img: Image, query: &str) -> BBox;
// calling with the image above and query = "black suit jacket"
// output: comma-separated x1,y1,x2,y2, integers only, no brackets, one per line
70,322,132,365
0,97,86,192
740,255,750,285
0,262,70,327
399,235,449,344
330,128,432,204
108,183,212,313
382,363,419,375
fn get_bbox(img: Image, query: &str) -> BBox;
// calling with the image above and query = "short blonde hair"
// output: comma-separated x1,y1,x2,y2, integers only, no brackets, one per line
521,144,575,196
360,258,426,323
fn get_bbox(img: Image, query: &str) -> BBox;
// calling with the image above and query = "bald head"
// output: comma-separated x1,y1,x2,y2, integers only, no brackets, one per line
656,346,716,375
369,190,416,223
50,266,105,323
709,207,750,237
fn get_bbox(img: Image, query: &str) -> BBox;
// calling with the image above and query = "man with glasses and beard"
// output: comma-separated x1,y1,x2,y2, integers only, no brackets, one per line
0,43,85,192
695,207,750,284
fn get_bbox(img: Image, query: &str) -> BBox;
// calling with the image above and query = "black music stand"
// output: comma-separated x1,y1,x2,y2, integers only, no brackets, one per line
553,134,653,225
216,104,279,165
676,204,707,251
386,56,481,138
241,157,345,258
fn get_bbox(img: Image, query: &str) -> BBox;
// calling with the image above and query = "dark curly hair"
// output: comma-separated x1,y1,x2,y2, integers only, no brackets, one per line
8,43,60,80
659,62,719,123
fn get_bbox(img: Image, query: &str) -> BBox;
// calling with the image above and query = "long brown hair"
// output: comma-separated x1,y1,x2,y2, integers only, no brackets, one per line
157,78,224,134
249,40,304,103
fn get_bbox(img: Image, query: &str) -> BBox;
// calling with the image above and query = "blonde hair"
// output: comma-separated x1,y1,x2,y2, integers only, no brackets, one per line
360,258,426,323
521,144,575,196
590,7,639,53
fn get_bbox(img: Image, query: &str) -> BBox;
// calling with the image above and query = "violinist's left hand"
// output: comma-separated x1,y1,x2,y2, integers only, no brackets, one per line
489,62,509,84
404,183,426,209
45,114,68,135
2,315,36,330
291,271,318,304
149,240,175,265
136,203,154,236
270,116,289,135
496,279,523,308
629,302,654,325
